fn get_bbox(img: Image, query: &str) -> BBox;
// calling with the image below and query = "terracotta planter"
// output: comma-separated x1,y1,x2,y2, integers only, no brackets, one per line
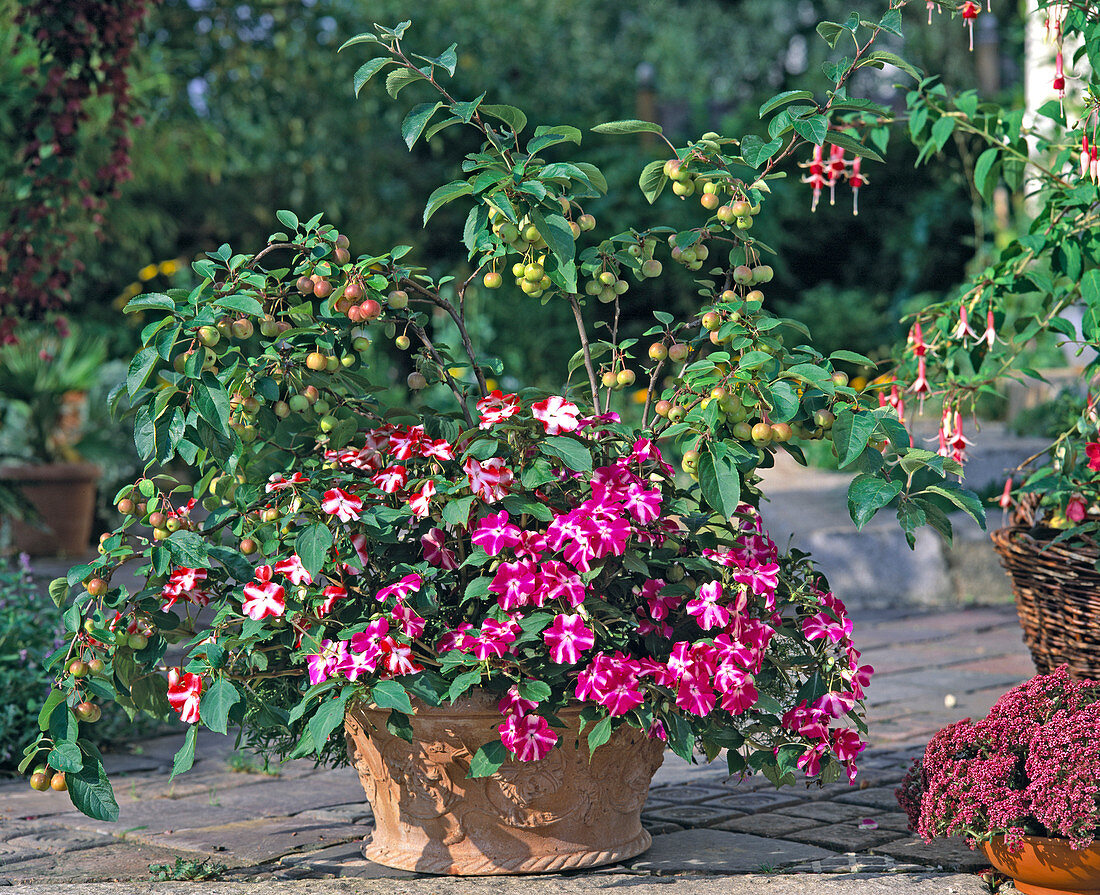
0,462,99,556
981,835,1100,895
344,693,665,875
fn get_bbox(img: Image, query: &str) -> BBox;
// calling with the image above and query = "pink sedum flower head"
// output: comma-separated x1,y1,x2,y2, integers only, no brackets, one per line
531,395,580,434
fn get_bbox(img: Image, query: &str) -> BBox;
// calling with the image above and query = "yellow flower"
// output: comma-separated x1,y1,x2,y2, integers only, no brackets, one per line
850,376,867,392
158,259,179,276
485,378,499,391
633,388,647,404
138,264,159,281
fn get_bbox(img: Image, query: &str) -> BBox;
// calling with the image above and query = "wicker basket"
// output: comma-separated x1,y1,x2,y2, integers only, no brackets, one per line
991,497,1100,679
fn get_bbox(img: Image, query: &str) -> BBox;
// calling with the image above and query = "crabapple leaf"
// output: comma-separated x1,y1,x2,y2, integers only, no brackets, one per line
832,410,878,469
169,725,198,781
69,742,118,822
423,180,474,225
847,474,903,529
740,135,783,169
200,679,240,735
590,119,662,135
697,451,740,519
758,90,814,118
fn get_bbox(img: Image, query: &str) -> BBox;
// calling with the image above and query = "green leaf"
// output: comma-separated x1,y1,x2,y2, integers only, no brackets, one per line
864,50,921,81
193,375,231,434
353,58,391,96
402,101,444,149
48,742,82,773
200,679,240,735
739,135,784,169
792,115,827,146
821,131,884,164
423,180,474,225
533,211,574,266
68,743,119,822
571,162,607,194
165,529,209,567
878,9,903,35
447,669,482,703
532,124,582,147
517,679,552,702
929,115,956,152
816,21,845,48
385,67,425,99
831,410,878,469
847,474,903,529
276,209,299,230
973,147,1000,203
923,484,987,529
212,293,264,317
759,90,814,117
296,523,333,577
127,347,160,400
372,680,414,714
829,349,877,367
451,93,486,123
299,690,352,756
480,104,527,134
697,451,741,518
590,119,662,136
337,32,381,52
48,577,69,609
587,715,612,753
638,159,667,204
540,436,592,473
468,740,508,778
39,690,66,731
124,293,175,314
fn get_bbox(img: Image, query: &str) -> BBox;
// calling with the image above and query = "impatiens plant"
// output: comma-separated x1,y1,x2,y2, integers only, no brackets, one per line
897,667,1100,851
26,10,981,822
895,0,1100,538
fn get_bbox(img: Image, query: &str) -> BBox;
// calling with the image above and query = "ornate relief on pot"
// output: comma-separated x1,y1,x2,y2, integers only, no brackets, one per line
486,748,580,829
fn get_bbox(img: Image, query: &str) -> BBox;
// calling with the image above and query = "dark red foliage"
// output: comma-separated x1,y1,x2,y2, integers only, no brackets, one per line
1,1,155,323
896,667,1100,852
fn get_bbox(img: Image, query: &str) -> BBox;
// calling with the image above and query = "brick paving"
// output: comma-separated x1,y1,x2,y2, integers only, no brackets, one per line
0,603,1033,884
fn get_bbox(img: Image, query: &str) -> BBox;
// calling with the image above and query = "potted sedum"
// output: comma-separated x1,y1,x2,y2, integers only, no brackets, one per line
23,15,981,875
898,667,1100,895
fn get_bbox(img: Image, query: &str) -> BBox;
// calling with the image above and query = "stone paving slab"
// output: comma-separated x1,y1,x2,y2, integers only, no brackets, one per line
625,829,837,874
0,875,991,894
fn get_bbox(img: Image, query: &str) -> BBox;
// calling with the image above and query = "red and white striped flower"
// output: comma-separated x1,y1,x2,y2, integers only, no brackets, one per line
371,465,408,494
531,395,580,435
322,487,363,522
419,438,455,461
475,390,520,429
266,472,308,493
242,578,286,620
167,668,203,724
407,479,436,518
463,456,514,504
275,554,313,585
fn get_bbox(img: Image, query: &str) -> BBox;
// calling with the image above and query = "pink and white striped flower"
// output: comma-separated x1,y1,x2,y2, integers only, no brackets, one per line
471,511,522,555
242,577,286,620
543,613,595,664
463,456,514,504
275,554,313,586
167,668,203,724
498,712,558,762
322,487,363,522
476,390,520,429
371,465,408,494
407,479,436,518
376,572,422,604
531,395,580,435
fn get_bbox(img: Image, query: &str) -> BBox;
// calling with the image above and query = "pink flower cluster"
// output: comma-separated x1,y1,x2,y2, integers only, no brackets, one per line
897,667,1100,851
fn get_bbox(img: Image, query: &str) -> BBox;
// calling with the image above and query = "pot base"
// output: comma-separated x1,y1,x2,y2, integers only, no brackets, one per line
361,826,652,875
982,836,1100,895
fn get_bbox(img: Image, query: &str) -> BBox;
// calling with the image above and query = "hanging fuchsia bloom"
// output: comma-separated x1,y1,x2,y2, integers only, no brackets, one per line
799,143,827,212
275,554,313,585
960,2,979,51
946,410,973,463
999,477,1014,509
322,487,363,522
167,668,203,723
926,0,939,24
498,712,558,762
825,145,847,206
531,395,580,434
1067,493,1088,523
910,319,928,357
1053,49,1066,106
543,613,595,664
475,390,520,429
953,304,979,342
463,456,514,503
407,479,436,518
849,157,865,215
910,356,931,397
979,306,997,348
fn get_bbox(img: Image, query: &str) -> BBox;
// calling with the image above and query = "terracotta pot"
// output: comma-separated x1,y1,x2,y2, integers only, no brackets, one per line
981,835,1100,895
0,462,100,556
344,693,665,875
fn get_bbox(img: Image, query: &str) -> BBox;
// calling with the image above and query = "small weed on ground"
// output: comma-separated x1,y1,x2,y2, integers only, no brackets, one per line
148,858,227,881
